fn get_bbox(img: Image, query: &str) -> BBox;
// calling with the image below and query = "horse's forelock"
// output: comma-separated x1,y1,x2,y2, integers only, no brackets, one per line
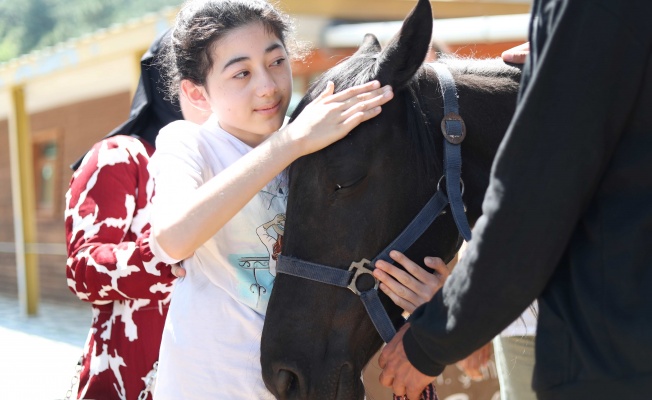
321,55,380,93
289,53,379,121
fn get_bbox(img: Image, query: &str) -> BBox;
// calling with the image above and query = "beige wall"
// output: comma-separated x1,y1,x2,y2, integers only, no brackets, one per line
279,0,531,19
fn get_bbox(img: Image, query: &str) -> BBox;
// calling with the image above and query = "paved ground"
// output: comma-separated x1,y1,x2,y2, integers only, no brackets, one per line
0,293,91,400
0,293,500,400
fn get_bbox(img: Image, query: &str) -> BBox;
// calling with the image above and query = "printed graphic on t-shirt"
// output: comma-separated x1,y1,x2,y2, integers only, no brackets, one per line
256,213,285,276
259,174,288,210
229,216,284,312
230,179,287,312
234,254,274,308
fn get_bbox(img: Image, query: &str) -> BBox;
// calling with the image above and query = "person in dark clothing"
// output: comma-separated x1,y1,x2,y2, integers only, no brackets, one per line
377,0,652,399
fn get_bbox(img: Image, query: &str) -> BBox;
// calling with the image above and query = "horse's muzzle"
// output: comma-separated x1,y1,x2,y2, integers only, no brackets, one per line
264,361,365,400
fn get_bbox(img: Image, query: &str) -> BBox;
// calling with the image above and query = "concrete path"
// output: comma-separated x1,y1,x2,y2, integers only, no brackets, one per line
0,294,90,400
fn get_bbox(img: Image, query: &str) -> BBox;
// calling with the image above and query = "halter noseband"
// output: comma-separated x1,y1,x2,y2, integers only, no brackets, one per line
276,63,471,343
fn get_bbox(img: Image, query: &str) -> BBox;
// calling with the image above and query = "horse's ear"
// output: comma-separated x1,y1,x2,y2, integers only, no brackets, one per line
375,0,433,89
354,34,382,56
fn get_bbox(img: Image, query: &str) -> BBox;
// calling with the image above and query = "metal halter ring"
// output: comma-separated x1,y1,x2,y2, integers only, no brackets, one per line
437,175,465,197
347,258,379,295
441,112,467,144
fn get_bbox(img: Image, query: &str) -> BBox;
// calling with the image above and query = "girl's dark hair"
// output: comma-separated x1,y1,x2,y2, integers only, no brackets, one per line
163,0,298,97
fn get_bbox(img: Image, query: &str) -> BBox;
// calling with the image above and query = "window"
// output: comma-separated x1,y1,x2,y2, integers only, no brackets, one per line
32,129,62,218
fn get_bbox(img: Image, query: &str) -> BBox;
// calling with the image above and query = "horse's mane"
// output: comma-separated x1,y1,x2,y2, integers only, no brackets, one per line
439,56,522,80
290,54,520,179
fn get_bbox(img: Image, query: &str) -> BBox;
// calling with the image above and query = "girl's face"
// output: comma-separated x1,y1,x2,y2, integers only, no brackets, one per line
201,22,292,146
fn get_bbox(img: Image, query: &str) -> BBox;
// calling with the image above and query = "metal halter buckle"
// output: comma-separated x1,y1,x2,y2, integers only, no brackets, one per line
347,258,379,295
441,112,467,144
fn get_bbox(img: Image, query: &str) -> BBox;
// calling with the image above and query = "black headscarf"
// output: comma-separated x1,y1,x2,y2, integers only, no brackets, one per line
70,28,183,171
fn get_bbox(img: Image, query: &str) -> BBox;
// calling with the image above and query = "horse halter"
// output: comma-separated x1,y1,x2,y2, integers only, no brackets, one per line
277,63,471,343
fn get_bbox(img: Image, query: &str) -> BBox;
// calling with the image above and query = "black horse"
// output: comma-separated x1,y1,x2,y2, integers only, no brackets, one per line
261,0,521,398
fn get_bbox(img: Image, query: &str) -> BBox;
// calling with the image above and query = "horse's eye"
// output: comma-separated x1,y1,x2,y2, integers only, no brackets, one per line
333,175,366,193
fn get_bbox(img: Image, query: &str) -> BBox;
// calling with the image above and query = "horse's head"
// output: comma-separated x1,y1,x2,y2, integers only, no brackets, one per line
261,0,521,398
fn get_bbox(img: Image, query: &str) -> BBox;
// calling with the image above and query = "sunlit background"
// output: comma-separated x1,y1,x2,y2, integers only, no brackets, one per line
0,1,531,398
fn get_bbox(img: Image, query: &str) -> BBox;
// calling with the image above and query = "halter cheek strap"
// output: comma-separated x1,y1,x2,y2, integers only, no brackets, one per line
276,63,471,344
428,62,472,242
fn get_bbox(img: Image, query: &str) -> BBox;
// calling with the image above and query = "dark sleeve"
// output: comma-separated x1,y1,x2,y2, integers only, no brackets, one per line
403,0,652,376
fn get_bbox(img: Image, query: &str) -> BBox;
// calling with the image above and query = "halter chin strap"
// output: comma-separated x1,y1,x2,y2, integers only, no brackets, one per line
277,63,471,343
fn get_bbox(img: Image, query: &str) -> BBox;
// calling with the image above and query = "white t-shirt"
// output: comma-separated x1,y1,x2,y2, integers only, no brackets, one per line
149,115,287,399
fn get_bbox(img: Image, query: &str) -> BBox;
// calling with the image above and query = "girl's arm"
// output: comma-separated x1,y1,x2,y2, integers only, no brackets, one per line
152,81,393,260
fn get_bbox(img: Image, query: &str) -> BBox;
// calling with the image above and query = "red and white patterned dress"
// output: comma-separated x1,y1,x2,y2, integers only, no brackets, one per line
65,135,175,400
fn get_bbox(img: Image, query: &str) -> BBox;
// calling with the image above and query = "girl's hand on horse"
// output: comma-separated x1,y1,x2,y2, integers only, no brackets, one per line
373,251,449,314
284,80,393,156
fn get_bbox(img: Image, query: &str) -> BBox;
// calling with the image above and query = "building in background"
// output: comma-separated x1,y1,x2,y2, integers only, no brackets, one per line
0,0,530,305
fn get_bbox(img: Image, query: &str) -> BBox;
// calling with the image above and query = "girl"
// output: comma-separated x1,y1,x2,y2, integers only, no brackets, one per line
148,0,394,398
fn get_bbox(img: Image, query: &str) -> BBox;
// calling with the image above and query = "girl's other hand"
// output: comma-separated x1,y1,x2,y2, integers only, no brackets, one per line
286,80,393,156
455,342,492,381
501,42,529,64
373,251,449,314
171,263,186,278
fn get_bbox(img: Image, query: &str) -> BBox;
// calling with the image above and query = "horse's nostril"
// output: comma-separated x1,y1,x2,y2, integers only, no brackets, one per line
277,368,299,397
337,362,360,400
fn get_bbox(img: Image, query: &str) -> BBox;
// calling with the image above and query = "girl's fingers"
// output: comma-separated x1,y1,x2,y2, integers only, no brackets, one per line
374,267,412,297
374,266,420,306
307,82,392,136
317,81,336,100
342,90,376,107
390,251,429,281
387,252,449,302
501,42,529,64
342,85,391,107
375,258,419,291
341,88,392,127
424,256,449,278
171,264,186,278
379,283,416,314
328,80,381,102
340,88,393,121
341,106,382,127
374,253,448,313
342,107,382,126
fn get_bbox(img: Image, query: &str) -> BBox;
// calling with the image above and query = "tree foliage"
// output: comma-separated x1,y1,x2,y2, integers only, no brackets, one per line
0,0,183,62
